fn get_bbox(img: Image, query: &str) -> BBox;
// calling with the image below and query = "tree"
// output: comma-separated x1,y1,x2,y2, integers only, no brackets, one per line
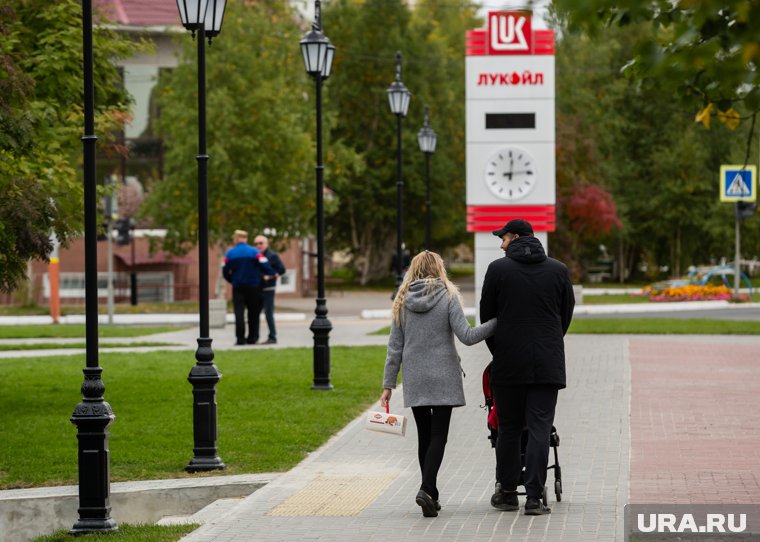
550,15,752,281
324,0,479,283
140,0,315,256
0,0,133,293
553,1,760,141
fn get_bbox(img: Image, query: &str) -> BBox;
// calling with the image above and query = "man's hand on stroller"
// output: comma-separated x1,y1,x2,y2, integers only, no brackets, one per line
379,388,392,408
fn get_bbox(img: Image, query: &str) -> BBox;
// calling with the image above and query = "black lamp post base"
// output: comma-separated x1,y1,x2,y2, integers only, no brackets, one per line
186,455,225,473
311,381,334,391
186,337,225,472
70,368,116,534
310,307,333,390
70,518,118,535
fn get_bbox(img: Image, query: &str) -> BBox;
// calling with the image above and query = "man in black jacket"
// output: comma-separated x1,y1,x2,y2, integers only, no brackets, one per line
480,219,575,515
252,235,287,344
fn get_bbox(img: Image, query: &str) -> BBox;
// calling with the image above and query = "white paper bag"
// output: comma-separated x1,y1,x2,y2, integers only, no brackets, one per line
365,406,407,436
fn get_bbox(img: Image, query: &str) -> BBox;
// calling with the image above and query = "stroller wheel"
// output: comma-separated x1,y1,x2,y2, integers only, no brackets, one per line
542,486,548,507
555,479,562,502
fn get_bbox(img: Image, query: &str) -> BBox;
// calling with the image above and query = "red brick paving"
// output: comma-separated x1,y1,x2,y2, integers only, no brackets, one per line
629,339,760,504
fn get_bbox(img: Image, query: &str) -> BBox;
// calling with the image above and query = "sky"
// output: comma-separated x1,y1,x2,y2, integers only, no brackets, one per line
295,1,552,30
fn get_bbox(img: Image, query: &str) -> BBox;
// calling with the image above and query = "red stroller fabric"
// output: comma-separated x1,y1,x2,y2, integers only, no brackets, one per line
482,361,498,446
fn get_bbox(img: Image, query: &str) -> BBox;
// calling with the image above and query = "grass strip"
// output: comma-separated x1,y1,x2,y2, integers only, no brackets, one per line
568,318,760,334
581,294,649,305
371,318,760,336
32,523,198,542
0,303,203,316
0,342,179,352
0,345,386,488
0,325,188,339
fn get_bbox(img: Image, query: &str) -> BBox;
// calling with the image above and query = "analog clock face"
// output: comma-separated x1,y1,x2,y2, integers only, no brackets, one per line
484,147,537,200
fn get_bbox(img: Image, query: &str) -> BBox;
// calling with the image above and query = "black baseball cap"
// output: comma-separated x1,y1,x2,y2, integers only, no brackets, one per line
492,219,534,237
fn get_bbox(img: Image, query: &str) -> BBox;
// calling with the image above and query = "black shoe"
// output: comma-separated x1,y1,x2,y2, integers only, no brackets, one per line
524,496,551,515
265,338,277,344
490,482,519,511
235,340,246,346
415,490,438,517
246,338,258,344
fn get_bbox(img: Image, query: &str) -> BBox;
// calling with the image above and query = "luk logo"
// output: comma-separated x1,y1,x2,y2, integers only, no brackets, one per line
489,12,532,54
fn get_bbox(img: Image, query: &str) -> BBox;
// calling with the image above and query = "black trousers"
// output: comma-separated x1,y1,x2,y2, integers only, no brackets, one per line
493,384,558,499
232,285,262,343
412,406,453,501
253,289,276,341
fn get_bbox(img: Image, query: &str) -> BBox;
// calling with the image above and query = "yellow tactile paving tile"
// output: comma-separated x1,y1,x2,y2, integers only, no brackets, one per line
267,474,395,516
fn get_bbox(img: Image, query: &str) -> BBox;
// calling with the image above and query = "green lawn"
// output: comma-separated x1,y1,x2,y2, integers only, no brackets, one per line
582,292,760,304
569,318,760,334
33,524,197,542
0,302,203,316
0,345,386,489
581,293,650,304
0,325,187,339
372,318,760,336
0,342,178,352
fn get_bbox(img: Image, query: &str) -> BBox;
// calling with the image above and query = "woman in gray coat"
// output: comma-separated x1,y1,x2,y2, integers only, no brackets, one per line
380,251,496,518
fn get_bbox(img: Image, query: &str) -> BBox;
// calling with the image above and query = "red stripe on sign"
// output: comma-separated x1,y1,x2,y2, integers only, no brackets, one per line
466,28,555,56
466,29,487,56
466,205,556,232
468,214,553,223
467,205,555,214
469,223,555,232
533,30,555,55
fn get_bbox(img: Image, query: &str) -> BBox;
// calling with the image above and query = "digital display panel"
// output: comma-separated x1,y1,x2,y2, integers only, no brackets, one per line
485,113,536,129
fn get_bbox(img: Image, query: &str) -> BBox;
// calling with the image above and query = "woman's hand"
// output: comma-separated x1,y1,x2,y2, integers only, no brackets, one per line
379,388,392,408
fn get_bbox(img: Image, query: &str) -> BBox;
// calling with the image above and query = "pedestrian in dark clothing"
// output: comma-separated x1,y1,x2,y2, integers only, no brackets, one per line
382,251,496,518
252,235,286,344
480,219,575,516
222,230,274,345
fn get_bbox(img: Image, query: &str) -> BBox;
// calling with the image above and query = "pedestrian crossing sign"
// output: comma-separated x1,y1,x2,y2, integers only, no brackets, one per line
720,165,756,202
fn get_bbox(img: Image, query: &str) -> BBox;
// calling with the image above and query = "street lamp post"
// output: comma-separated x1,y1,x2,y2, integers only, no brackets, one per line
176,0,228,472
300,0,335,390
417,105,437,250
387,52,411,290
70,0,117,534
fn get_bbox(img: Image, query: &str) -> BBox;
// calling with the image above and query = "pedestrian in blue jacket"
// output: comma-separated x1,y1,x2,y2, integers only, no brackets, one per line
223,230,274,345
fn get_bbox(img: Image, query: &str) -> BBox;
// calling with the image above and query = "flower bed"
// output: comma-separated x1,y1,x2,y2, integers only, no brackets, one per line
644,283,747,302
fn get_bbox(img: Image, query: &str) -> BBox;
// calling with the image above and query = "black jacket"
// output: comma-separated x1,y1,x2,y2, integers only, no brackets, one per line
480,236,575,388
261,248,286,290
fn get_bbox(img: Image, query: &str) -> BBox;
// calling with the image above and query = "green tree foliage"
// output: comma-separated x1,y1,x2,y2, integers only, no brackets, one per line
0,1,133,293
324,0,479,283
553,0,760,138
550,14,757,281
141,0,314,255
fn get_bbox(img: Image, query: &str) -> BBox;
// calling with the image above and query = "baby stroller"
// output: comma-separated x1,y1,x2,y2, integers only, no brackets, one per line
482,361,562,505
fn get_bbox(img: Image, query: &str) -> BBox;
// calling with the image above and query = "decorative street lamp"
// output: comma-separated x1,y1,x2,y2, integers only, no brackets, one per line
300,0,335,390
417,105,437,250
176,0,227,472
387,51,411,290
70,0,117,534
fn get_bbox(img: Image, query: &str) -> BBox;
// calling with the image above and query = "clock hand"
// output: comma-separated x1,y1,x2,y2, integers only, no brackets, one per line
511,170,534,175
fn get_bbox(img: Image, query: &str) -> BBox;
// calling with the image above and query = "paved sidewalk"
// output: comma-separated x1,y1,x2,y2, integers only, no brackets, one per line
180,335,631,542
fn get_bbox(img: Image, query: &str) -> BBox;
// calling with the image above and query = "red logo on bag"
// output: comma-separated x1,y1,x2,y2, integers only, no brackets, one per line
373,413,382,420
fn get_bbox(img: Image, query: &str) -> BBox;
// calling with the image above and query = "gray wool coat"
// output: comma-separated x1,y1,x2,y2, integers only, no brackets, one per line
383,279,497,408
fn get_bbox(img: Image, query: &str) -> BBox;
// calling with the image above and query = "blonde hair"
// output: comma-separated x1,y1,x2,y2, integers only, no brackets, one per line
391,251,461,325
